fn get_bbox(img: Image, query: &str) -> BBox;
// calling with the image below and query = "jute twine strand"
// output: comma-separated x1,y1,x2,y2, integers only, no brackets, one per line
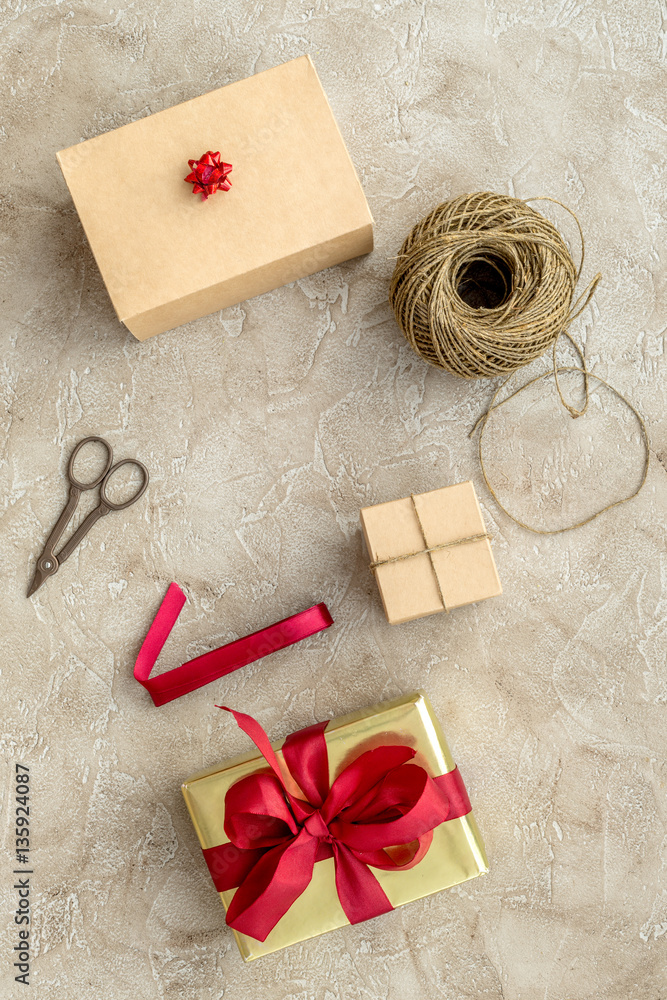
469,333,651,534
389,191,650,534
369,495,491,611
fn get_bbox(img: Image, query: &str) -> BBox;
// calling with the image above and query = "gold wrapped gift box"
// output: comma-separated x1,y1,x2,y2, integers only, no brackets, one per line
182,691,488,961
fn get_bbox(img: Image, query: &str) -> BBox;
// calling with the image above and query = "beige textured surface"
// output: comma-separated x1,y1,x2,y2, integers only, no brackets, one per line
0,2,666,998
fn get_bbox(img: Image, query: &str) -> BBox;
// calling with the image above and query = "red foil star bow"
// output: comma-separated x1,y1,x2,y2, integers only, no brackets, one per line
202,706,472,942
185,151,232,200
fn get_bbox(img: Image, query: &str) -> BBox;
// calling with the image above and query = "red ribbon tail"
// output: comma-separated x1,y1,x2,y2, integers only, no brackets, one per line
332,842,394,925
226,830,320,942
134,583,186,693
216,706,287,787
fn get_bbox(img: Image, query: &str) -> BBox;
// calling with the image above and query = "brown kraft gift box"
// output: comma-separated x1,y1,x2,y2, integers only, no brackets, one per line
56,56,373,341
360,481,502,624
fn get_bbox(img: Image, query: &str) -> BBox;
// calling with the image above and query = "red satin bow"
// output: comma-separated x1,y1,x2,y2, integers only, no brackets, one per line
203,707,472,942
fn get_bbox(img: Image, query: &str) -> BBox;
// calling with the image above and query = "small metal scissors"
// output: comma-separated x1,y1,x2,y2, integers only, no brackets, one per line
28,435,149,597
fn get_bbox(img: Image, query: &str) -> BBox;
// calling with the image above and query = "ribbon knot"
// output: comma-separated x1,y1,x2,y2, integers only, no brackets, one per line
304,809,332,842
202,706,473,942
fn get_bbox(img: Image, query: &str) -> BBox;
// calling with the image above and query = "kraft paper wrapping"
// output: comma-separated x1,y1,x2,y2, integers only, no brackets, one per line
56,56,373,340
360,482,502,625
181,691,488,961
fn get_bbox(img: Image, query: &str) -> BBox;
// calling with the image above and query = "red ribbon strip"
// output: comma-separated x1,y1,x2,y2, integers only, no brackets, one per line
203,707,472,942
134,583,333,707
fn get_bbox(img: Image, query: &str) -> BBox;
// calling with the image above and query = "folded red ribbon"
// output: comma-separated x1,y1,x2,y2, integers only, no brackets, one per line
134,583,333,706
203,707,472,941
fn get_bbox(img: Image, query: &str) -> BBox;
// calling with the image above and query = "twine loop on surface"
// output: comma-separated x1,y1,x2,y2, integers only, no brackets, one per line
469,333,650,535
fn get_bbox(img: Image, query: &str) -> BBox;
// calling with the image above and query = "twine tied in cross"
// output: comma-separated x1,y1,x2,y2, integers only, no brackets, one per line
369,495,490,612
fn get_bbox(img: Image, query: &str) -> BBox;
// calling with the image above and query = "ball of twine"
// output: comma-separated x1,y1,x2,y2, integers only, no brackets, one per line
389,190,595,380
388,190,650,534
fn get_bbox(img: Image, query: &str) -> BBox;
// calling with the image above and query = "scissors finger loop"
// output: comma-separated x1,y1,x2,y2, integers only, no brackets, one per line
101,459,150,511
68,436,114,490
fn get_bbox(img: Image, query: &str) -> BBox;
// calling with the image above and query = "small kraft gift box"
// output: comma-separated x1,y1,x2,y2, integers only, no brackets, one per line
182,691,488,961
56,56,373,340
360,481,502,625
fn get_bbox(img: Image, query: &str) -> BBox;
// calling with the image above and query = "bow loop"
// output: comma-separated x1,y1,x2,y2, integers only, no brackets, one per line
322,744,416,822
224,772,299,848
282,721,329,807
330,765,451,852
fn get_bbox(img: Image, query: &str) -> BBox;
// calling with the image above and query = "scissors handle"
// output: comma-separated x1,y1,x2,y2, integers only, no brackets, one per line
56,503,110,566
55,459,149,564
68,436,114,490
100,459,149,511
38,436,113,566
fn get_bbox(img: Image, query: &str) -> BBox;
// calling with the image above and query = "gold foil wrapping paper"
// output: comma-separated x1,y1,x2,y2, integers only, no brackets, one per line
182,691,488,961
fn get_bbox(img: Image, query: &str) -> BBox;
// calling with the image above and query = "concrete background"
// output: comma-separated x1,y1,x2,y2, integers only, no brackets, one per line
1,1,666,998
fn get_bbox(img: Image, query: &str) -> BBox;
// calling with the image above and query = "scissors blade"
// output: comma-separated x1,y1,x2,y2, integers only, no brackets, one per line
27,569,46,597
27,485,80,598
27,556,59,597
